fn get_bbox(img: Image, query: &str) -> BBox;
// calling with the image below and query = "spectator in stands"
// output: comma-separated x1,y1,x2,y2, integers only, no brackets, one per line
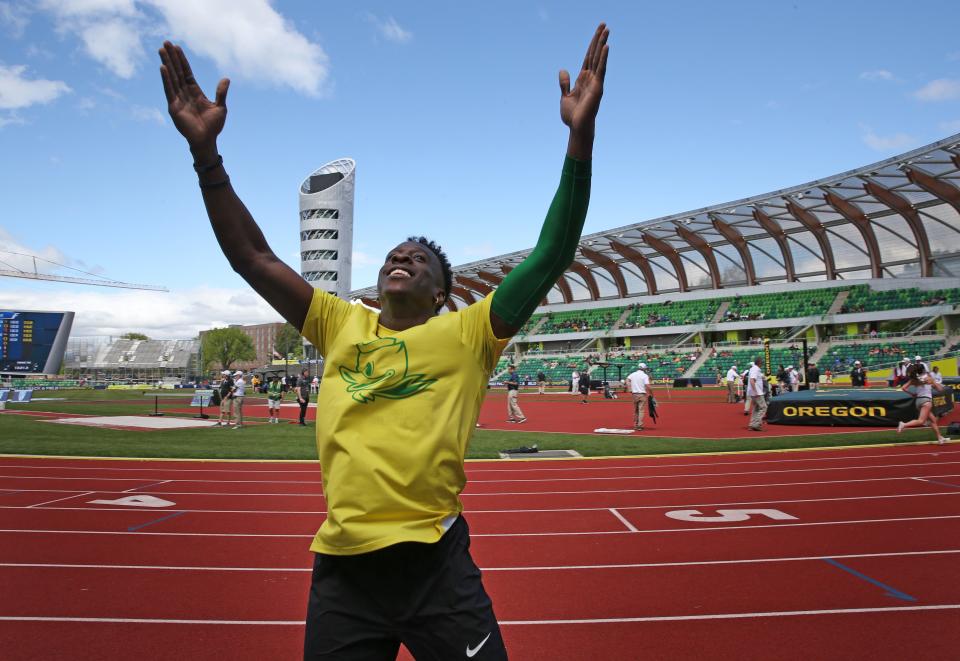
850,361,867,387
898,364,949,444
625,362,653,431
913,355,930,374
725,364,739,403
230,369,246,429
536,370,547,395
297,368,311,426
505,365,526,423
215,369,233,427
806,363,820,391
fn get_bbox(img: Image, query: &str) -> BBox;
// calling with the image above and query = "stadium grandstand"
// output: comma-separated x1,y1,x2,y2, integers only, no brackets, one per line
60,336,199,385
352,133,960,388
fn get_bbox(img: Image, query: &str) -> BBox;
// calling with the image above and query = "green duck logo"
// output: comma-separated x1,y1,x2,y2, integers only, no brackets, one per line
338,337,436,403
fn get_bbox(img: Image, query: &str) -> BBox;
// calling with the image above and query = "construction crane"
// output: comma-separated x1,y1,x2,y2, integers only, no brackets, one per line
0,250,168,292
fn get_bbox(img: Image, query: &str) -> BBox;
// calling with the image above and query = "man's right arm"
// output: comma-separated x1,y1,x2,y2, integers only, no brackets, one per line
159,42,313,329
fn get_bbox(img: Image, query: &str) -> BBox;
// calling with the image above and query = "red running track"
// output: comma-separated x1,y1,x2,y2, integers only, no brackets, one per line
148,389,960,438
0,444,959,659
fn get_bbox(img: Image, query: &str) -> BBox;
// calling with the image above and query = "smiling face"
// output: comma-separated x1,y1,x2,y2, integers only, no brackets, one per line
376,241,446,311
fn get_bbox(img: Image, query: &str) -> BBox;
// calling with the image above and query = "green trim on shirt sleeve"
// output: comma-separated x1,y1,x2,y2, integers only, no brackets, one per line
491,156,592,328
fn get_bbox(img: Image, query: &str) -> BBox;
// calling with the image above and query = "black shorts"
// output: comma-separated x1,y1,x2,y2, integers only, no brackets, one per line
304,516,507,660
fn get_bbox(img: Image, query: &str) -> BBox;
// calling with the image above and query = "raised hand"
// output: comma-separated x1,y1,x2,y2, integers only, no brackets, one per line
559,23,609,156
158,41,230,152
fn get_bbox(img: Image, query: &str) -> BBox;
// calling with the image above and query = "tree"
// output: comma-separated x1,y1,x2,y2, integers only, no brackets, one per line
274,323,303,360
200,327,256,371
122,332,149,341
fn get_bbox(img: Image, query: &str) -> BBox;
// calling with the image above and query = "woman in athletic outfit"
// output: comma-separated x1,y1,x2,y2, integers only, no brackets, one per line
898,364,949,444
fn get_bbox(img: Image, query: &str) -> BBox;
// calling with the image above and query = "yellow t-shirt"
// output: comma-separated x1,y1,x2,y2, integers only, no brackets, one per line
300,289,508,555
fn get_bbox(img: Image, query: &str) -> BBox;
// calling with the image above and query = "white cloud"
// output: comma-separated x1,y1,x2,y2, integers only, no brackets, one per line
35,0,329,95
0,285,283,338
146,0,330,96
861,129,916,152
77,17,145,78
0,113,25,128
0,1,29,37
914,78,960,102
0,63,71,110
130,103,165,124
860,69,894,82
365,13,412,44
939,119,960,134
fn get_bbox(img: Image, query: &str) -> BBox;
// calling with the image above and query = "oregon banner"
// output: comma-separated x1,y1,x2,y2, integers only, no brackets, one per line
767,388,955,426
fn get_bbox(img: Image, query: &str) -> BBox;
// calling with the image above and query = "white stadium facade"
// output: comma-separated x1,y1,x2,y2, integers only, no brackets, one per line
299,158,356,299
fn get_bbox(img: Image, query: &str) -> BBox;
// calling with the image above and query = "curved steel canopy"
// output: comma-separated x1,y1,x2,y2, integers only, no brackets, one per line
353,133,960,309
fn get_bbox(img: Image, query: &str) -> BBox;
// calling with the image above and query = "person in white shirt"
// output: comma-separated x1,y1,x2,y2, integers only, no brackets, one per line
786,366,799,392
725,365,739,403
931,365,943,385
625,362,653,431
746,358,766,432
230,369,246,429
898,363,948,444
571,370,580,395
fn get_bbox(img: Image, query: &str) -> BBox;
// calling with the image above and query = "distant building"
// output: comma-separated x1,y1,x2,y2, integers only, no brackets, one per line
199,322,284,372
299,158,355,299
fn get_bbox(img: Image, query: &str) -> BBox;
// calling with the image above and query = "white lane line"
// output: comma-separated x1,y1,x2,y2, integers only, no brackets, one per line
123,480,170,493
609,508,639,532
2,460,958,486
2,448,956,475
3,488,957,516
26,492,95,508
2,513,960,539
2,549,959,573
1,604,957,626
499,604,960,625
1,473,959,501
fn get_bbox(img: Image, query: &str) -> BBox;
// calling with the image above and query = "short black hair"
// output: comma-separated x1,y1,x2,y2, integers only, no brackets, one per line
408,235,452,311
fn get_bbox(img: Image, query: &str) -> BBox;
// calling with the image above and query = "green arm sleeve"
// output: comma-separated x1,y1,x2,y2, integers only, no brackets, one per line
491,155,592,328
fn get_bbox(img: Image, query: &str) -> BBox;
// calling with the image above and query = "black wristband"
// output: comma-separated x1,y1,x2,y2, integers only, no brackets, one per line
193,154,223,173
199,175,230,190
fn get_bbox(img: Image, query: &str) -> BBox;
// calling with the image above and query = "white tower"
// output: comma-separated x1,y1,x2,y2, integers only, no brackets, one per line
298,158,355,299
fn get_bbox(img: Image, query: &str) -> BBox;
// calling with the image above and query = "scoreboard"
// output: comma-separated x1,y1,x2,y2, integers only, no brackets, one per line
0,310,74,374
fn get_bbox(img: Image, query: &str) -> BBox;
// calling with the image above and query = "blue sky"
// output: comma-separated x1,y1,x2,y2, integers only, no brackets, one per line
2,0,960,338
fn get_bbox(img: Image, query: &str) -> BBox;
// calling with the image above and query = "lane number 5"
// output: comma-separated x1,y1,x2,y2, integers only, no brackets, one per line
665,508,796,522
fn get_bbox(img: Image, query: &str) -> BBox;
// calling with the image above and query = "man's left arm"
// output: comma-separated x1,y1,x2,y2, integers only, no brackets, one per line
490,24,609,339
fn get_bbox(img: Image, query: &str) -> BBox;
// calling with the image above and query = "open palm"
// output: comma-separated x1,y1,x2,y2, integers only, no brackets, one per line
560,24,609,132
159,41,230,149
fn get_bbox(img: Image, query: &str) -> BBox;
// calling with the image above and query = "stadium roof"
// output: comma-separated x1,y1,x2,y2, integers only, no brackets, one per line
352,133,960,310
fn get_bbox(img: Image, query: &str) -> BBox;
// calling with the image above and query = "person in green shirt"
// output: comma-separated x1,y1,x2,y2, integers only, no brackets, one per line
267,375,283,424
159,22,608,660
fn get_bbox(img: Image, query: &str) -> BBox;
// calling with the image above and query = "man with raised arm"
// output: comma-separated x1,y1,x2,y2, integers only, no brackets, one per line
159,23,609,660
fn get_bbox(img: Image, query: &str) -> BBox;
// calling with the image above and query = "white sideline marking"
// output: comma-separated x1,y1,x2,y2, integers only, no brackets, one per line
2,488,960,516
2,513,960,539
3,448,959,476
2,549,958,574
26,492,94,508
1,604,957,626
609,508,638,532
2,459,958,486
